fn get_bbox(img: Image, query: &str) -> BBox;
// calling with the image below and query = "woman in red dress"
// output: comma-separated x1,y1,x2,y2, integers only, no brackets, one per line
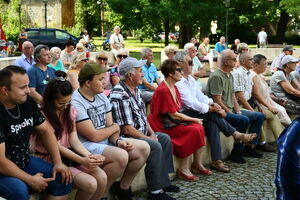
149,59,211,182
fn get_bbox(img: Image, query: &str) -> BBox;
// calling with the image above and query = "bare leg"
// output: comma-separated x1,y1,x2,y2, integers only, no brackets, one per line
89,167,107,200
72,172,97,200
119,139,150,190
101,146,128,195
192,147,207,170
178,156,193,176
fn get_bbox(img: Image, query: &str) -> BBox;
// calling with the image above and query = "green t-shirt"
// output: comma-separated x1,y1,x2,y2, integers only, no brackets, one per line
207,69,234,110
47,60,65,71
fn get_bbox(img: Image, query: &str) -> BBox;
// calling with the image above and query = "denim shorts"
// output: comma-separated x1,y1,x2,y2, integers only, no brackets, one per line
0,156,72,200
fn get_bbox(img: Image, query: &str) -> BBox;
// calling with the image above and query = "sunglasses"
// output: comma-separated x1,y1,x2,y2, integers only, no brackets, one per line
117,55,128,59
97,57,108,61
175,68,182,72
81,58,89,62
188,60,193,66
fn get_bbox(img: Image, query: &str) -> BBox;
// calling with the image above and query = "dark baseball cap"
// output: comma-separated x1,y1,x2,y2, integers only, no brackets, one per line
283,45,295,52
78,62,107,81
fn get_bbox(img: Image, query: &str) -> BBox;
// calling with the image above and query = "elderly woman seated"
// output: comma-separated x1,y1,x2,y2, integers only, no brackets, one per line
67,52,88,90
270,55,300,115
149,59,210,181
251,54,290,148
164,45,178,60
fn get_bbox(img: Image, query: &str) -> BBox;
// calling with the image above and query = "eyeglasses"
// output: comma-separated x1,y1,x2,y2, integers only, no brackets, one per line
81,58,89,62
227,58,237,61
97,57,108,61
117,55,128,59
175,68,182,72
188,60,193,66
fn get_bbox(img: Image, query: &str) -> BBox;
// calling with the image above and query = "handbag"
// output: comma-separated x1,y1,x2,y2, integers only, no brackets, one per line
161,113,191,129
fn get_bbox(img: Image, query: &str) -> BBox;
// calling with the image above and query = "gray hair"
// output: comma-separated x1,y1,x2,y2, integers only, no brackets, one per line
237,42,249,53
183,43,194,52
114,26,120,31
140,48,152,59
164,45,178,56
173,51,187,63
34,44,49,61
120,68,136,81
239,52,251,63
22,41,33,50
117,48,129,56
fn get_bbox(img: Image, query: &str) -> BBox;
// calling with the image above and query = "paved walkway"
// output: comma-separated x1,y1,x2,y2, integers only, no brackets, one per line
134,151,277,200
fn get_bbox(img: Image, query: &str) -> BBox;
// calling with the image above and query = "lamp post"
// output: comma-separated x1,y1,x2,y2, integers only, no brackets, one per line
43,0,48,28
18,1,21,30
224,0,230,42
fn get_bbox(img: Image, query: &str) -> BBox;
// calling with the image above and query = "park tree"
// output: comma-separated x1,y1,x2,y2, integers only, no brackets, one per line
107,0,221,48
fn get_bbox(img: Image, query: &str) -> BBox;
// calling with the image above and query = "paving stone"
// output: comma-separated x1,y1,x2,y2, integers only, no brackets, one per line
134,151,277,200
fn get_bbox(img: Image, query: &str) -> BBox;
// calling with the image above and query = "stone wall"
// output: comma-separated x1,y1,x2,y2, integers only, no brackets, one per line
21,0,75,28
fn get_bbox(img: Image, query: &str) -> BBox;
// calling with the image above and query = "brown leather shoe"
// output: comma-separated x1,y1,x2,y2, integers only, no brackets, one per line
256,143,277,152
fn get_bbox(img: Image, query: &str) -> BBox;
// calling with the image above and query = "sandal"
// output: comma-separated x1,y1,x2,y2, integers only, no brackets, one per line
233,133,256,144
191,163,213,175
211,160,230,173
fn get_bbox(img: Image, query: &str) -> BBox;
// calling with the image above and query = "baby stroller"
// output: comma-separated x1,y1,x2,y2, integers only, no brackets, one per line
102,39,111,51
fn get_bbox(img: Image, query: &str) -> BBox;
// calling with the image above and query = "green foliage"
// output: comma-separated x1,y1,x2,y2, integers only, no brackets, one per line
0,0,22,42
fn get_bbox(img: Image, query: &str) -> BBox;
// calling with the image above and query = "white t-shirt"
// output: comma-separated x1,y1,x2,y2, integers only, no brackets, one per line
83,34,90,43
71,89,111,143
258,31,267,43
110,33,124,49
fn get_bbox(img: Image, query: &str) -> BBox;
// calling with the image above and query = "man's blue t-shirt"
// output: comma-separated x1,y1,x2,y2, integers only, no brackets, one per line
28,65,57,95
214,42,228,53
138,63,159,90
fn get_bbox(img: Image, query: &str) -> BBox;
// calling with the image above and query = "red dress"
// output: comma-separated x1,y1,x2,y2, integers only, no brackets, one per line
148,82,205,158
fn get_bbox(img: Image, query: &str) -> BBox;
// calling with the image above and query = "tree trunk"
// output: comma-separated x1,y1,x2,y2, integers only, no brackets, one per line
163,19,170,46
275,9,289,43
179,23,193,48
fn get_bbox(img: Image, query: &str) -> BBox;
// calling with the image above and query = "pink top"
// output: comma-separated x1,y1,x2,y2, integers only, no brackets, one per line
30,107,77,162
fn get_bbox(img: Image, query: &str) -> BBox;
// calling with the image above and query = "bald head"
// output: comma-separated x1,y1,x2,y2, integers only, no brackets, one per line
22,41,34,57
219,50,236,71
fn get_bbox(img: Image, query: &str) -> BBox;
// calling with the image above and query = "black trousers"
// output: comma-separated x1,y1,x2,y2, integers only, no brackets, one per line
181,110,236,161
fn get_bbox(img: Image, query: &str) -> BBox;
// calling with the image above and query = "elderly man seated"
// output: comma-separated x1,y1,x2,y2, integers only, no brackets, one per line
207,50,259,163
138,48,161,103
232,53,272,153
175,53,255,172
110,57,179,200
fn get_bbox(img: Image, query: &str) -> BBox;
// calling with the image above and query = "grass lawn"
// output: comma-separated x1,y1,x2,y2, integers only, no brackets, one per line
93,37,178,67
92,36,300,67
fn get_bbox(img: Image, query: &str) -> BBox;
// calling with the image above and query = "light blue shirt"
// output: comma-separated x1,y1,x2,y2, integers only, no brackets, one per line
14,54,36,71
214,42,228,53
47,60,65,71
138,63,159,90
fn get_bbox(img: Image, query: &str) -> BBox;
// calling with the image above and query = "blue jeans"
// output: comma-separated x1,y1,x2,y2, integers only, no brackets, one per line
0,156,72,200
225,110,265,144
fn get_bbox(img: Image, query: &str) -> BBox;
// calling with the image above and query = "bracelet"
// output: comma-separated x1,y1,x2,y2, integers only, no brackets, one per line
115,138,123,146
236,111,242,114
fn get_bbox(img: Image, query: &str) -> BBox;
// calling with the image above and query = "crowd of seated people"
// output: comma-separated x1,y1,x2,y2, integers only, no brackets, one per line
1,35,299,200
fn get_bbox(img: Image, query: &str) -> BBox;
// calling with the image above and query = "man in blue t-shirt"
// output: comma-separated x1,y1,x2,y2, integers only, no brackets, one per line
27,45,57,104
214,36,228,55
138,48,161,103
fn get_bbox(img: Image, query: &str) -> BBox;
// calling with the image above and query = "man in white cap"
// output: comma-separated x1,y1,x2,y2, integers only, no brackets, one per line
110,57,179,200
270,55,300,115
